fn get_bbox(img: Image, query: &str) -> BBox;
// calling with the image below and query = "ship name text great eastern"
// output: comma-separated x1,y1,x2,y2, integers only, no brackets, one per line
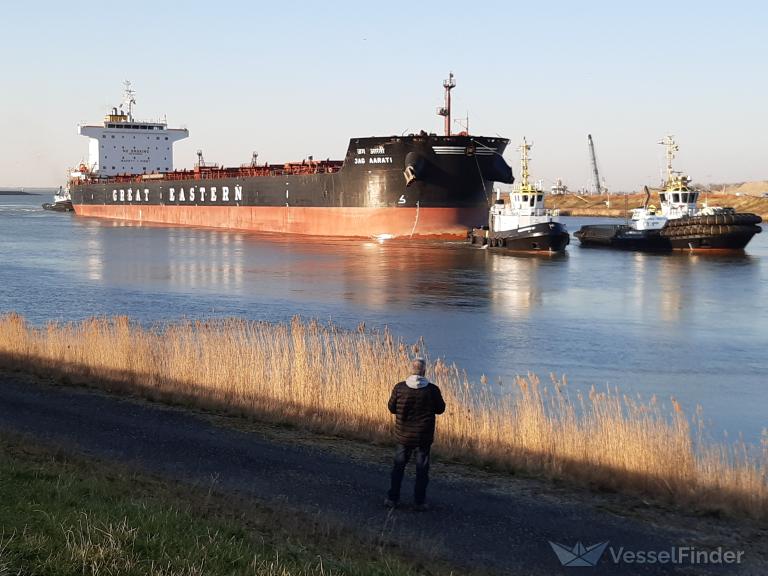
112,185,243,203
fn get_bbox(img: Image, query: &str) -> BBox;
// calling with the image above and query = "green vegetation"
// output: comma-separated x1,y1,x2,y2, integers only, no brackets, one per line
0,434,423,576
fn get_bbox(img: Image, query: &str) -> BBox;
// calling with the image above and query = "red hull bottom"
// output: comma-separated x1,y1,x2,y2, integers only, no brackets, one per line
73,205,488,239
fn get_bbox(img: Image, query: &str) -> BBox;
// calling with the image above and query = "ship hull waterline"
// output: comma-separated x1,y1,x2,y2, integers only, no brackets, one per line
73,204,490,239
469,222,570,252
574,224,762,252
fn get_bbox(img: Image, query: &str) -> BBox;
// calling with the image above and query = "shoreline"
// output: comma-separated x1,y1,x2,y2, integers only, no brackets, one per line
547,193,768,219
0,313,765,522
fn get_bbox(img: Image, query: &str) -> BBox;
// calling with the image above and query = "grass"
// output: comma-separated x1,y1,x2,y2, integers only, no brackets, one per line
0,433,434,576
0,312,766,520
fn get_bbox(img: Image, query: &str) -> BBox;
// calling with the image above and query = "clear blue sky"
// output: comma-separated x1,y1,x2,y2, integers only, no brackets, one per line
1,0,765,190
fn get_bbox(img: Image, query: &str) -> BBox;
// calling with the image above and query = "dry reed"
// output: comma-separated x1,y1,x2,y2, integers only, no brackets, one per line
0,312,765,519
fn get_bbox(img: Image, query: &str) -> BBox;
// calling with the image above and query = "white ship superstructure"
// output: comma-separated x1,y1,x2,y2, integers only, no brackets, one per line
77,82,188,176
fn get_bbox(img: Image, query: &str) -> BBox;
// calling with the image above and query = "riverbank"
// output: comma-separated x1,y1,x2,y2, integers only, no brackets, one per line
2,370,765,574
1,313,765,522
547,193,768,219
0,429,430,576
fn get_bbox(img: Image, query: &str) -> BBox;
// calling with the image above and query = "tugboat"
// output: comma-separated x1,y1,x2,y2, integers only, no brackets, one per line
42,186,74,212
574,136,762,251
469,137,569,252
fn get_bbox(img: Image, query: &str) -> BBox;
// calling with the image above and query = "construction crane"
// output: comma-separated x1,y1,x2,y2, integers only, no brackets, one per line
587,134,604,195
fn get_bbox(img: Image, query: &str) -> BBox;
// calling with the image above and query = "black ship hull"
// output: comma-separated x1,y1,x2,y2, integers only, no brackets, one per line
575,216,762,252
42,200,74,212
70,135,512,238
469,221,570,252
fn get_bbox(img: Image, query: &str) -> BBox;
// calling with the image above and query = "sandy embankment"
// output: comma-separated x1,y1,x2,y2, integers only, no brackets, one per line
546,187,768,219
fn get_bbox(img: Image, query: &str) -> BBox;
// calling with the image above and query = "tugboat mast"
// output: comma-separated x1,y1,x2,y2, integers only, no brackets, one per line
518,137,535,193
437,72,456,136
659,135,679,184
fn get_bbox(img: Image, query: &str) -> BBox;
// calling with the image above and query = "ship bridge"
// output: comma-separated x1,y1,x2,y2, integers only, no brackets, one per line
78,82,188,177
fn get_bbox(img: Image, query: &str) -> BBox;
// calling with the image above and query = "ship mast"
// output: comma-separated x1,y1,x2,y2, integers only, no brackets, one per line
121,80,136,121
659,134,679,184
518,137,534,193
437,72,456,136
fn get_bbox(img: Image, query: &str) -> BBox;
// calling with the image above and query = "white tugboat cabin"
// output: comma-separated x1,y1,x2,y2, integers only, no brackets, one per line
490,138,558,232
470,137,570,252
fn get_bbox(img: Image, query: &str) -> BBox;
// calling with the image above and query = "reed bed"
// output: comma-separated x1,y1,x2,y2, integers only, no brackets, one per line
0,312,765,519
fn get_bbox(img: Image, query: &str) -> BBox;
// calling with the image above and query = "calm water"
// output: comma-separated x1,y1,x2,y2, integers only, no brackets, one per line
1,195,766,442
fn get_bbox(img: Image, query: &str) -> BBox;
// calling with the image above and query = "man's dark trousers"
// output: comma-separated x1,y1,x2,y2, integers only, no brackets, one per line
388,444,431,505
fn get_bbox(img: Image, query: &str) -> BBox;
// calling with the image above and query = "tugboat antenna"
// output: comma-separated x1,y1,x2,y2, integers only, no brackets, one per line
437,72,456,136
659,135,679,184
518,137,534,193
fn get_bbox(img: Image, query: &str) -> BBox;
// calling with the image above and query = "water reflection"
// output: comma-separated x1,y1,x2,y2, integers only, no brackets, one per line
342,242,492,310
628,250,756,324
488,251,568,317
79,220,247,293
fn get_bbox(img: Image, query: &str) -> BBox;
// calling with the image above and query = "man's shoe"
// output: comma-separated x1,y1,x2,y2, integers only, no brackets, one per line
383,498,398,509
413,502,430,512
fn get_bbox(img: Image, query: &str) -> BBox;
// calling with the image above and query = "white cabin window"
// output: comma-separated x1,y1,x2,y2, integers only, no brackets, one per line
660,193,666,202
672,193,680,203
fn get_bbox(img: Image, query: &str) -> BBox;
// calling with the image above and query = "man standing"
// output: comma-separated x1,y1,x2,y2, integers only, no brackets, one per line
386,357,446,510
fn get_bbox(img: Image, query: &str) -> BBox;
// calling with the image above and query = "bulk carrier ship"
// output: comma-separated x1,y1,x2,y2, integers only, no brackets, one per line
69,78,513,239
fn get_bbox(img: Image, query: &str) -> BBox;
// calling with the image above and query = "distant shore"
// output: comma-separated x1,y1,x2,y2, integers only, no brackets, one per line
547,192,768,219
0,190,32,196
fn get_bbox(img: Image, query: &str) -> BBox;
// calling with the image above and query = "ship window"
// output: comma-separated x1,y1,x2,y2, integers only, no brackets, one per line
672,193,680,203
102,135,106,138
681,193,688,203
660,193,666,202
111,135,115,139
165,137,168,140
537,194,543,202
522,195,528,202
691,192,698,202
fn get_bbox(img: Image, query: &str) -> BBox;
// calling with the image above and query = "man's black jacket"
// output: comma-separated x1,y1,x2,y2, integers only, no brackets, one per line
388,381,446,447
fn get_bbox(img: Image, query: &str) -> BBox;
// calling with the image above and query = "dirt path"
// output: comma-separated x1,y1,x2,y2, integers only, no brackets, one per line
0,373,763,575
